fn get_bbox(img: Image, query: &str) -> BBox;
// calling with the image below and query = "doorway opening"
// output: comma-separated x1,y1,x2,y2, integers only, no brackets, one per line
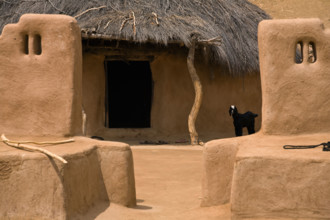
105,60,153,128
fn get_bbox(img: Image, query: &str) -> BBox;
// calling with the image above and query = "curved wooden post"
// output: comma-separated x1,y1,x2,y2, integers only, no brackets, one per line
187,40,203,145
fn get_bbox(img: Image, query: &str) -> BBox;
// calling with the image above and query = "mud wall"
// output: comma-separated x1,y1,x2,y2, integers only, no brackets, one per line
0,14,82,136
259,19,330,135
82,53,105,135
82,52,262,140
151,53,262,139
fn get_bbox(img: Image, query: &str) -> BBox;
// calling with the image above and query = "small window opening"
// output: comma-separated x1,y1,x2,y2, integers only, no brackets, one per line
23,34,29,54
295,41,303,64
308,42,316,63
105,60,153,128
33,34,42,55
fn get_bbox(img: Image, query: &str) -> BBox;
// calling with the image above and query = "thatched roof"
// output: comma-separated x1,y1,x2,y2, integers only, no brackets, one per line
0,0,270,76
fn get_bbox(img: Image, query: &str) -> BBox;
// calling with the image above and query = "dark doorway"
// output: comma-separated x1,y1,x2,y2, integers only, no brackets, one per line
105,60,152,128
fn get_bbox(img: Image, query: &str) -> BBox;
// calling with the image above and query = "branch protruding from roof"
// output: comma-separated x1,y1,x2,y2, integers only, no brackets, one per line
152,12,159,26
46,0,65,13
119,11,137,37
74,5,106,19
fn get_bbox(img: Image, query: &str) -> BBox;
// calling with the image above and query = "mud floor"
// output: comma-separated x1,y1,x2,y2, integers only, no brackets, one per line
80,145,231,220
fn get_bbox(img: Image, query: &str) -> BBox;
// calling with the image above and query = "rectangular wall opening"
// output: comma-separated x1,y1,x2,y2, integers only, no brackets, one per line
105,60,153,128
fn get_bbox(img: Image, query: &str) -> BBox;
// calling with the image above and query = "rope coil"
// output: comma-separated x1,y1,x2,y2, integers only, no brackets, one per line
283,142,330,151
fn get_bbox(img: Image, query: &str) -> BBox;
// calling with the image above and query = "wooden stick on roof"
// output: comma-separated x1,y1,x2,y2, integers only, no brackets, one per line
74,6,106,19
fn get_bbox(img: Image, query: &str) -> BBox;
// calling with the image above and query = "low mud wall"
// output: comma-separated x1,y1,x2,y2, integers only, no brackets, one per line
0,137,136,220
203,134,330,219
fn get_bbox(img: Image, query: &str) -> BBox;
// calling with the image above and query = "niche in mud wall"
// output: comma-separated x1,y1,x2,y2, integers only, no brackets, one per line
104,60,153,128
295,41,316,64
22,33,42,55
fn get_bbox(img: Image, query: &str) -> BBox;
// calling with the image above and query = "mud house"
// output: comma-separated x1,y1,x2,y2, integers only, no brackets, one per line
0,0,269,143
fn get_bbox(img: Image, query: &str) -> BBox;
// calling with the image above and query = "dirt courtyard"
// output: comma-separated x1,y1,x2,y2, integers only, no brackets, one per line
80,145,230,220
249,0,330,28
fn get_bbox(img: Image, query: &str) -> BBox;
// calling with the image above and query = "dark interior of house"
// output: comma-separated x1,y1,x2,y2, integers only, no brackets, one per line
105,60,153,128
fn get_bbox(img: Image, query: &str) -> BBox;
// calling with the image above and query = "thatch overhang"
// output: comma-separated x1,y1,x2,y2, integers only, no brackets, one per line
0,0,270,76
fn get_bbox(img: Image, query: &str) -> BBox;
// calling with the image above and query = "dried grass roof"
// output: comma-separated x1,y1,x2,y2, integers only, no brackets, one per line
0,0,270,76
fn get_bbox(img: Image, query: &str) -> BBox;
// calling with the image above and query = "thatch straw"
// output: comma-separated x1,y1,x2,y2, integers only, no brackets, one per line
0,0,270,76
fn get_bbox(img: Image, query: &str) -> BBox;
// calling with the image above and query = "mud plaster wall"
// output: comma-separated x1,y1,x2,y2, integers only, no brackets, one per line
0,14,82,137
82,53,105,135
259,19,330,135
83,52,262,140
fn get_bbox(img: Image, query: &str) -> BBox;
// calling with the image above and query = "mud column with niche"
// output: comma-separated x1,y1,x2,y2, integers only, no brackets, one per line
0,14,83,136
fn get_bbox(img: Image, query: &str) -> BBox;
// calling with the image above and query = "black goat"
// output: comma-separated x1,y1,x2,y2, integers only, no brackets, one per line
229,105,258,136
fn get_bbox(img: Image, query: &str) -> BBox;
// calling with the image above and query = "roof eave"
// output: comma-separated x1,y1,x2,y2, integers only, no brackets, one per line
81,33,184,45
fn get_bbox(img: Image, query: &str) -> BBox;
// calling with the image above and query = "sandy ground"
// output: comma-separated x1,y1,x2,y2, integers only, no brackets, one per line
249,0,330,28
81,144,231,220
